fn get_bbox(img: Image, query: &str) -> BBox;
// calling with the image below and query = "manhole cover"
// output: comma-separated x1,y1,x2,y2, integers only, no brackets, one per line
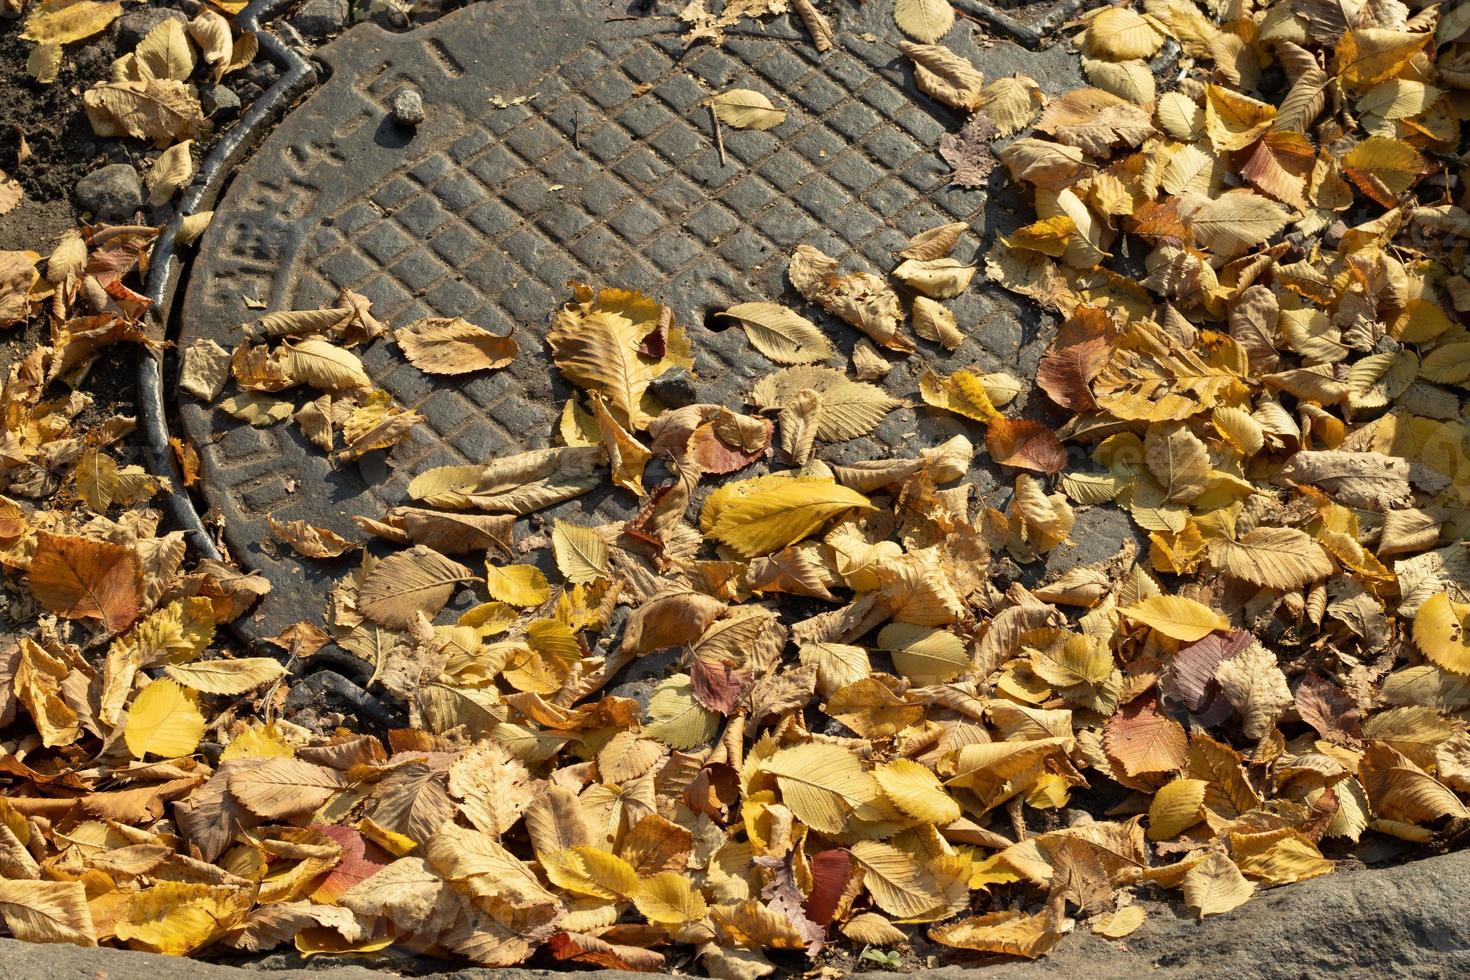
177,0,1093,639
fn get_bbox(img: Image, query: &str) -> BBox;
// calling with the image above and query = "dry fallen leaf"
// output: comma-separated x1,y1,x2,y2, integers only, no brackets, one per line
718,302,834,365
396,317,519,375
708,89,787,130
0,2,1466,971
894,0,954,44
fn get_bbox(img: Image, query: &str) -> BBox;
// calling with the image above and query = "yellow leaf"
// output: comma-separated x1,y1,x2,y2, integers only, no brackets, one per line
1228,829,1333,885
114,882,247,955
1342,136,1424,206
894,0,954,44
145,139,193,205
229,758,346,818
1204,84,1275,152
278,338,372,392
1181,849,1254,918
124,678,204,759
267,515,356,559
1120,595,1229,642
1209,526,1335,591
221,722,296,761
0,879,96,946
1144,425,1210,503
899,221,969,260
164,657,286,695
26,41,62,84
551,520,609,584
929,910,1062,958
358,546,474,630
485,562,552,607
892,258,976,299
590,390,651,496
850,840,944,919
718,302,834,365
83,79,206,148
708,89,787,130
15,638,79,748
631,872,709,925
918,368,1002,423
547,846,639,900
1421,341,1470,386
976,76,1046,137
547,285,690,430
1084,6,1163,60
395,317,518,375
1091,904,1146,938
841,911,908,945
900,40,984,111
21,0,121,44
645,673,720,749
874,759,962,825
1147,777,1207,840
1413,593,1470,675
877,623,971,684
1185,189,1289,258
762,741,879,833
706,477,872,558
1334,28,1429,91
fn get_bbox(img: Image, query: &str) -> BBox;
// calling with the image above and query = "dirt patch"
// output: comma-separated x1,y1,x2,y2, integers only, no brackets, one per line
0,19,117,212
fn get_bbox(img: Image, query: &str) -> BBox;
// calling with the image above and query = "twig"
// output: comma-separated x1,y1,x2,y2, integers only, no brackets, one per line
708,104,727,167
1008,794,1028,841
261,637,301,725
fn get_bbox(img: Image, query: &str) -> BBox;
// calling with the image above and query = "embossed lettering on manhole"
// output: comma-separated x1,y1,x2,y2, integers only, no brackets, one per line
178,0,1086,637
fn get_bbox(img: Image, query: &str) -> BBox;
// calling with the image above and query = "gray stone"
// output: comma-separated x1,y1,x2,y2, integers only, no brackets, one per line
649,366,697,408
291,0,349,38
202,85,242,123
390,88,425,127
73,164,142,221
115,7,187,49
356,0,411,30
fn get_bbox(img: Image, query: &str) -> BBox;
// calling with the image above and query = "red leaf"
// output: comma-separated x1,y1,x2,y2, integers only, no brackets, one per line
689,655,752,715
1163,629,1252,723
688,418,771,475
309,824,391,903
804,849,854,926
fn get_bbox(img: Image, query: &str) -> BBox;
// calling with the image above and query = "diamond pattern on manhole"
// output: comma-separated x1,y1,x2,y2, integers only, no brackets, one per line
177,0,1085,639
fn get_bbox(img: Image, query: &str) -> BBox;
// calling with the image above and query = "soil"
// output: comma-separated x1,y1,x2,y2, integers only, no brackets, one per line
0,18,115,213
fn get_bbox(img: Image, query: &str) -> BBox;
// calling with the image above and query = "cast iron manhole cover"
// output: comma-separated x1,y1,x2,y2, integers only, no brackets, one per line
178,0,1096,639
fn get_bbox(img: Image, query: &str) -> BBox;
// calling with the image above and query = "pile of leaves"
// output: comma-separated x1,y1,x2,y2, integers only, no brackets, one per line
2,0,1470,974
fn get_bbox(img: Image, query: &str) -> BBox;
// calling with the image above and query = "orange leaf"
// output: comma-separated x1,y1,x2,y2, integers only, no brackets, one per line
1104,694,1188,777
986,418,1068,474
28,532,139,633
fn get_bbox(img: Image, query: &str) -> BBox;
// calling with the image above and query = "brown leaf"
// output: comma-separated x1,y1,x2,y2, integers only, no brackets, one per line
357,546,474,630
1104,695,1188,777
938,114,998,189
267,516,357,559
28,532,139,633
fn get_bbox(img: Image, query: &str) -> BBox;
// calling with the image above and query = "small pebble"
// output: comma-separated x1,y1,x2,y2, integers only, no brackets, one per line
202,85,242,123
74,163,142,221
391,89,425,127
